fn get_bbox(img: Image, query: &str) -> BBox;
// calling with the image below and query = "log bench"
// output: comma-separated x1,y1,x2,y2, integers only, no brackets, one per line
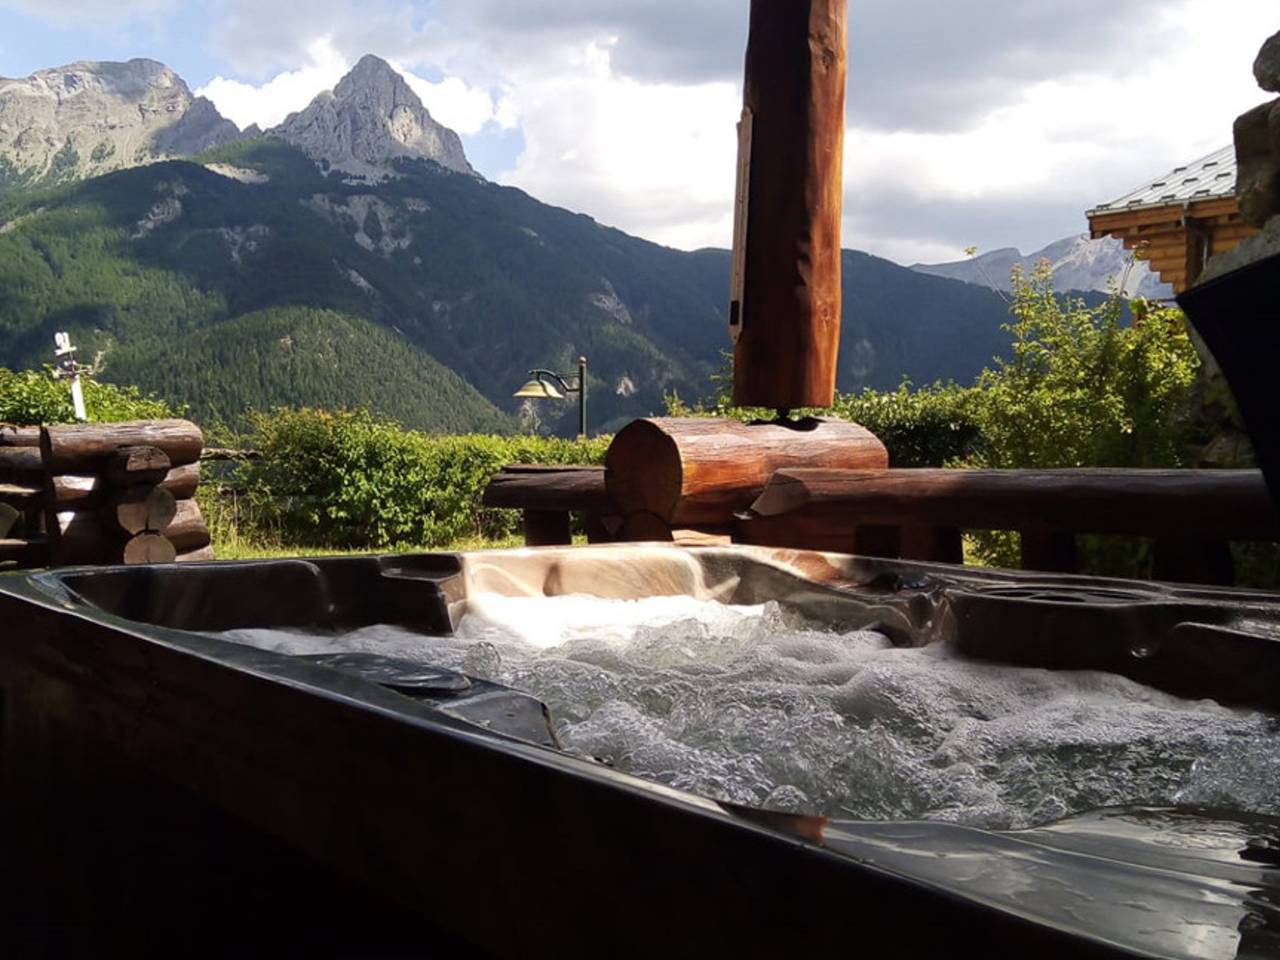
481,465,621,546
739,467,1280,584
480,466,736,547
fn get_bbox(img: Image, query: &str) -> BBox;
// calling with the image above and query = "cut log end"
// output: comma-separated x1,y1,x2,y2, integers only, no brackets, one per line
103,485,178,536
122,532,177,565
605,420,683,520
105,445,172,487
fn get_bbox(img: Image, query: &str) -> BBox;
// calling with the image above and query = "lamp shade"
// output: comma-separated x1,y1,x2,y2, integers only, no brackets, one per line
513,378,565,400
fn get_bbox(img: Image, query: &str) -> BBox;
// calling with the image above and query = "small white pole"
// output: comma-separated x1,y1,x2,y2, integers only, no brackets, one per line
53,332,88,422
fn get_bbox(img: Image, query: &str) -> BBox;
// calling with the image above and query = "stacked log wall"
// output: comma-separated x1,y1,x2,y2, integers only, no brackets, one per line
0,426,48,569
28,419,214,568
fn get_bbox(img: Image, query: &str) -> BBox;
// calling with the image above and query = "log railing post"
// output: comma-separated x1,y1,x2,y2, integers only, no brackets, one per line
731,0,847,409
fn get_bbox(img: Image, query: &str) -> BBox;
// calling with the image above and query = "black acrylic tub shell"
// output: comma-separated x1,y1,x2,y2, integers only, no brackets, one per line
1178,250,1280,511
4,546,1280,957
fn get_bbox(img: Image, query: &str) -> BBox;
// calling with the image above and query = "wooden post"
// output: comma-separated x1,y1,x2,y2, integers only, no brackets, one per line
731,0,847,409
523,510,572,547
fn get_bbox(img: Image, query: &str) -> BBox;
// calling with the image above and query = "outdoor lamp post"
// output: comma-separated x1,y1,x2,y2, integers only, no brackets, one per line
514,356,588,437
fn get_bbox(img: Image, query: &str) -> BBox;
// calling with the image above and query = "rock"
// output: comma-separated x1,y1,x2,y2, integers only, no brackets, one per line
1256,30,1280,93
0,58,243,192
1233,99,1280,227
272,54,475,179
152,96,241,156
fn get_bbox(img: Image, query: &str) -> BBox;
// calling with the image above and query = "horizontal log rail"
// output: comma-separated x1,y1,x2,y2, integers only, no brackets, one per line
739,467,1280,585
746,468,1279,539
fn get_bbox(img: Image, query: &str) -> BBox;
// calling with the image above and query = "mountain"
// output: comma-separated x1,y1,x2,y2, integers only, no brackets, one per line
0,56,1019,434
275,55,473,179
912,234,1173,300
0,59,241,194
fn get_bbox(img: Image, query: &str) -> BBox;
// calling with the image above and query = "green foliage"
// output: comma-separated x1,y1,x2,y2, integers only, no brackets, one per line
832,383,981,468
362,208,383,244
228,407,609,549
0,135,1022,437
0,366,176,424
968,263,1200,471
961,264,1200,570
104,306,514,434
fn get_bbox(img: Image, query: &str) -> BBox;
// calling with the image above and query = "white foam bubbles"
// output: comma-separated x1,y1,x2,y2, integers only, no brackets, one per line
210,594,1280,829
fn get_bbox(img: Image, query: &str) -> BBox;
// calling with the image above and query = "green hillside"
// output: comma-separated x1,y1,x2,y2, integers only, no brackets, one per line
105,306,513,433
0,137,1017,432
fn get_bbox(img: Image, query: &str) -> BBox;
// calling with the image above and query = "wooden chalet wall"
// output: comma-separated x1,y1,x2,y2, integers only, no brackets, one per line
1088,195,1259,294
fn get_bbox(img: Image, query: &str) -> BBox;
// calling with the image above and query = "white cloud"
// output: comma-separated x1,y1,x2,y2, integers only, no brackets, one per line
197,36,348,130
0,0,172,21
396,69,511,137
193,0,1278,261
840,0,1276,259
197,36,511,138
496,39,740,250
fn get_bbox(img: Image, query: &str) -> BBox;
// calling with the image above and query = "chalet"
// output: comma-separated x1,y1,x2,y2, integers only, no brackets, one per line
1087,145,1260,294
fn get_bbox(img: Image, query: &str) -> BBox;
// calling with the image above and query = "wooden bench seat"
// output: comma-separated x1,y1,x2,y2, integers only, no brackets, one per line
481,465,619,546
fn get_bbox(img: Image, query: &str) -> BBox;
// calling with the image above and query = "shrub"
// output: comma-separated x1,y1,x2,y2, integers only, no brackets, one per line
0,366,177,424
961,263,1200,570
831,382,981,467
230,407,609,549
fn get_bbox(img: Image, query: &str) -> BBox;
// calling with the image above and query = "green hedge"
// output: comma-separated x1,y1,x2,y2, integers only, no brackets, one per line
0,367,176,424
229,407,609,549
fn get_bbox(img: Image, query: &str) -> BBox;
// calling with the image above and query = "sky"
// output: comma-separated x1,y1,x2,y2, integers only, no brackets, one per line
0,0,1275,265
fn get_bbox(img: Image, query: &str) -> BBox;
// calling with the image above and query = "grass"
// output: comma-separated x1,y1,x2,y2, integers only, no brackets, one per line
197,485,530,560
210,532,528,561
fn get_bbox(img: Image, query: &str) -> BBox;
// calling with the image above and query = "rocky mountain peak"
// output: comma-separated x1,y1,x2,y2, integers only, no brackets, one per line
272,54,474,179
0,58,241,193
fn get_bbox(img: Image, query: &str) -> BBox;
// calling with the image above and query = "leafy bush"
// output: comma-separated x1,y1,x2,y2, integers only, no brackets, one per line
229,407,608,549
967,264,1199,472
832,382,981,467
0,366,177,424
961,264,1200,570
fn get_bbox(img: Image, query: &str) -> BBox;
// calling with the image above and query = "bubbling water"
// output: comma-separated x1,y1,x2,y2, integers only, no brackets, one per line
212,594,1280,830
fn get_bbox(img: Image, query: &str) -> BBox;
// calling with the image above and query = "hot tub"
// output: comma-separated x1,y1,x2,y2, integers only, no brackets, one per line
3,545,1280,957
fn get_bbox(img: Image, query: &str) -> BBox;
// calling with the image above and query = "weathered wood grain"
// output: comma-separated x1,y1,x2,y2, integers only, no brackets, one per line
41,419,203,473
0,425,40,447
103,445,172,488
482,465,612,512
732,0,847,409
54,462,201,506
606,417,887,526
101,485,178,537
175,545,216,563
747,468,1279,538
121,532,177,565
162,498,211,553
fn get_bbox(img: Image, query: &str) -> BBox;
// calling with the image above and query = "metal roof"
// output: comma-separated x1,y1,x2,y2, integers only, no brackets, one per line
1087,144,1237,216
